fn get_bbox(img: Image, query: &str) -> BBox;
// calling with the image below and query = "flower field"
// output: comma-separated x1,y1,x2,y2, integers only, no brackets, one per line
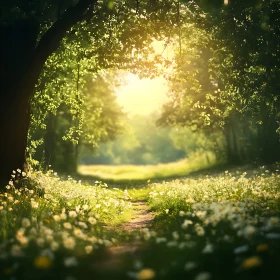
0,166,280,280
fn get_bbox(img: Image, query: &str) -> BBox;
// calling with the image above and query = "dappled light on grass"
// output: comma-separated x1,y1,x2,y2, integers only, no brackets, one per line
78,152,217,182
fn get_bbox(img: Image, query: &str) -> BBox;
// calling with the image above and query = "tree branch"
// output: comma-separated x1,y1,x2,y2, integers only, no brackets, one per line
34,0,98,70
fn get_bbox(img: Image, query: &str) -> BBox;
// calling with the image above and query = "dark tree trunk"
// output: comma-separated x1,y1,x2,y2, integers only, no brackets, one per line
44,112,57,170
258,115,280,163
0,0,98,188
224,122,241,165
0,20,38,184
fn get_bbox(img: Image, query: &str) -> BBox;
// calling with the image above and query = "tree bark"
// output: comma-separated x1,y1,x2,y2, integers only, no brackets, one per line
0,0,97,187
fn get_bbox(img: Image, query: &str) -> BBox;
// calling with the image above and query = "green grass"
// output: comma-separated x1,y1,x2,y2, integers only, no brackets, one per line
78,152,218,183
1,164,280,280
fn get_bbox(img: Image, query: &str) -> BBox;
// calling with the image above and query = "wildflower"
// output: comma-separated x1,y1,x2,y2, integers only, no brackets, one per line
202,243,214,254
88,217,97,225
195,272,211,280
78,221,88,229
179,211,185,216
11,244,23,257
243,225,256,238
136,268,155,280
85,245,93,254
167,241,178,247
34,256,52,269
195,226,205,236
63,222,72,229
21,218,31,228
184,261,197,271
241,256,262,269
234,245,249,254
73,228,84,239
265,233,280,239
69,211,77,218
51,241,59,251
41,249,54,260
265,217,279,230
16,228,25,240
196,211,207,218
165,209,169,214
60,213,67,220
182,219,193,229
82,204,89,210
63,237,76,249
53,215,60,221
64,257,78,267
31,201,39,208
36,237,45,247
156,237,167,243
172,231,179,240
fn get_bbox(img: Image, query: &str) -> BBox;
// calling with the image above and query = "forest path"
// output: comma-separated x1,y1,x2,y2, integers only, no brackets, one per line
93,199,155,274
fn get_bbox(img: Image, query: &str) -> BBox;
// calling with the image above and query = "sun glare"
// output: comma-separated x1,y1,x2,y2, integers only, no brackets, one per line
115,73,169,116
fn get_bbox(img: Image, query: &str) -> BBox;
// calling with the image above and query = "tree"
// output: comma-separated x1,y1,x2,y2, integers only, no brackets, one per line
0,0,182,185
1,0,100,183
159,0,280,164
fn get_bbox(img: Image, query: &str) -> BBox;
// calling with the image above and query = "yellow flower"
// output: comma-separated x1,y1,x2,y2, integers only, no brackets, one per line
136,268,155,280
241,256,262,269
34,256,52,269
256,244,269,252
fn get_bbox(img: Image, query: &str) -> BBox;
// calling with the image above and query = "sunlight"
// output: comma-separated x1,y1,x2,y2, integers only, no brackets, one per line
115,73,169,115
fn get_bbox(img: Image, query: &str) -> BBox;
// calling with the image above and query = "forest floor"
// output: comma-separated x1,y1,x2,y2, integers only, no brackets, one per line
0,163,280,280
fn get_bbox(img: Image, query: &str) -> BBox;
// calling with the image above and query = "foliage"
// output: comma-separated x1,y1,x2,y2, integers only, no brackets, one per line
30,71,125,173
158,0,280,164
79,112,226,167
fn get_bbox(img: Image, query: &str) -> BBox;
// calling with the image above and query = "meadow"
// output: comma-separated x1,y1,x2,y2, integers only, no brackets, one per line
78,152,217,182
0,164,279,280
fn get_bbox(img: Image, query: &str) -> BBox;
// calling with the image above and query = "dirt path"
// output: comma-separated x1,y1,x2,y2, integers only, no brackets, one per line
94,200,154,272
122,200,154,231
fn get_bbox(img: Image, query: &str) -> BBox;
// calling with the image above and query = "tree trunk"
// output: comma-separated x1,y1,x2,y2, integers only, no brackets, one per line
224,121,241,165
0,0,98,188
258,115,280,163
44,112,57,170
0,20,38,185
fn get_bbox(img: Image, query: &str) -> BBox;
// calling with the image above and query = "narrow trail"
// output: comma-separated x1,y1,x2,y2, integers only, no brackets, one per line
94,199,154,272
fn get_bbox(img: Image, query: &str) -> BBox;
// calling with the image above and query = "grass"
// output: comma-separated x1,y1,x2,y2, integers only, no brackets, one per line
78,152,218,183
128,166,280,280
0,163,280,280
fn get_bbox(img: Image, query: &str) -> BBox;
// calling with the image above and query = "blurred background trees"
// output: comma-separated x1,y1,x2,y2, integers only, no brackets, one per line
158,0,280,165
